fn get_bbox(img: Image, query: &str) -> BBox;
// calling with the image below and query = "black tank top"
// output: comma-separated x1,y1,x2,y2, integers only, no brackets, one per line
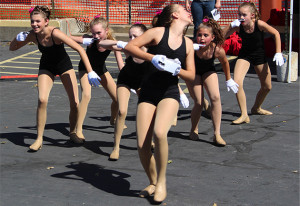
144,27,186,88
239,21,264,54
123,56,147,76
78,42,111,72
195,45,216,76
36,28,69,65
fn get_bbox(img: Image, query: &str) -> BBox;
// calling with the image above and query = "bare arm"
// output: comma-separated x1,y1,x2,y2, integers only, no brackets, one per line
9,30,36,51
178,37,195,82
215,46,231,81
185,0,191,11
53,29,93,73
215,0,221,10
125,27,162,62
98,39,122,51
257,20,281,53
114,50,125,70
222,24,239,39
69,34,92,44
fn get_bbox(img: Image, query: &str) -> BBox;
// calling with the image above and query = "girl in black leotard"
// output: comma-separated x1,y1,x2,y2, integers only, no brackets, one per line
70,17,124,143
9,5,96,151
186,17,238,146
223,1,284,124
96,23,149,160
125,4,195,203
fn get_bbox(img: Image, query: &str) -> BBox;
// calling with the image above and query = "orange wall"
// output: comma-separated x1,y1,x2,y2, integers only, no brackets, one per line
259,0,282,21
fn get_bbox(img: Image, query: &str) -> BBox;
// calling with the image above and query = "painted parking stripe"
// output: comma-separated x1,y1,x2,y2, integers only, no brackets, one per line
0,65,39,70
0,50,40,65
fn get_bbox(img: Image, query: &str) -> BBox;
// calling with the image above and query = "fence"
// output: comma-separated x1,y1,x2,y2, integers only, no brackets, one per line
0,0,259,26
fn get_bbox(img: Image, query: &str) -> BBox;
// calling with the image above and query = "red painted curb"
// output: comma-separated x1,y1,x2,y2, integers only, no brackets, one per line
0,75,38,79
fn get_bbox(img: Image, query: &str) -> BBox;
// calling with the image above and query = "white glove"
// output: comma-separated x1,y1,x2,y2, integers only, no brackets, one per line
130,89,137,94
151,55,167,70
88,71,101,87
226,78,239,94
116,41,128,49
180,93,189,108
16,31,29,41
230,19,241,28
193,43,206,51
151,55,181,76
162,58,181,76
83,38,96,46
273,53,285,66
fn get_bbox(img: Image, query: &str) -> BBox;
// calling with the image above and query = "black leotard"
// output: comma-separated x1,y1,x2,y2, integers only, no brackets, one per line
117,56,148,90
195,45,217,76
238,20,267,65
36,28,73,75
138,27,186,106
78,41,111,76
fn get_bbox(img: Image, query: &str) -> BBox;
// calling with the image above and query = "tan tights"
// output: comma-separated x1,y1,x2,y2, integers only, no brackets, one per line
186,72,224,145
30,69,79,151
137,99,179,202
233,59,272,123
109,86,132,160
76,71,118,139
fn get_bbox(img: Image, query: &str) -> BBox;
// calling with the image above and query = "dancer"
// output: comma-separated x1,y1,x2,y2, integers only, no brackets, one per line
9,5,99,151
96,23,148,160
186,17,238,146
69,16,124,143
223,1,284,124
125,4,195,202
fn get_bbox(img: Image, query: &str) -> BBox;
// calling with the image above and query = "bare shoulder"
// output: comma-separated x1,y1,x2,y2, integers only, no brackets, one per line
215,45,226,58
184,36,193,51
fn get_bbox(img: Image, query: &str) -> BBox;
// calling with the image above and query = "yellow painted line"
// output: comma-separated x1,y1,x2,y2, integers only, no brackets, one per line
10,61,40,65
0,50,40,65
0,71,37,75
22,57,41,60
182,88,189,93
0,65,38,70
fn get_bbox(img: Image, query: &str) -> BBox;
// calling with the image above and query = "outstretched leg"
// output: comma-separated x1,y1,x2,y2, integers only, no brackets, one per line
153,98,179,202
203,72,226,146
251,63,272,115
232,59,251,124
136,102,157,198
100,72,118,126
61,69,80,141
29,70,54,151
74,71,91,143
110,86,131,160
186,75,204,140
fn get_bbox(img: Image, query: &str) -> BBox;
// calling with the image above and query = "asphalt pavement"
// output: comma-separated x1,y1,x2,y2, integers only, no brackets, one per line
0,42,299,206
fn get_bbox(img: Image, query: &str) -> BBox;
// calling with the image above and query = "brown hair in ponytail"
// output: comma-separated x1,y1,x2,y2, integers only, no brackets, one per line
197,16,224,46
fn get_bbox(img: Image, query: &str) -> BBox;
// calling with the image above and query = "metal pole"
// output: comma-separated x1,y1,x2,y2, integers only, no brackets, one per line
51,0,55,18
129,0,132,24
288,0,294,83
106,0,109,21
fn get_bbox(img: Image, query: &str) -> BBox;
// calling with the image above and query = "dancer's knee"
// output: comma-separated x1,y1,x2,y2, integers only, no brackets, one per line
81,91,91,102
262,84,272,92
210,94,220,104
38,97,48,108
118,108,127,119
153,129,167,142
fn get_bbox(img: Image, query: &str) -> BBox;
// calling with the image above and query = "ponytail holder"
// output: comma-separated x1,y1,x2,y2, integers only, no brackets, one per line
94,15,100,19
134,21,142,24
28,7,34,13
155,10,162,15
203,18,209,23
